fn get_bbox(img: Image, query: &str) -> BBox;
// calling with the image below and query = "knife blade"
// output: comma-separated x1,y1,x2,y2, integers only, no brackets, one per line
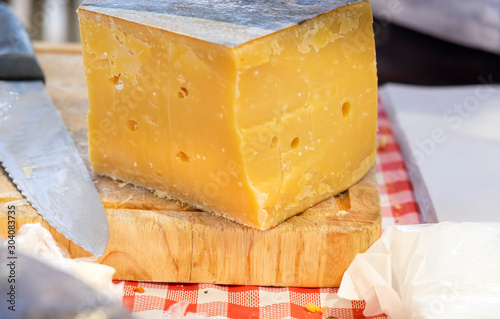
0,3,108,256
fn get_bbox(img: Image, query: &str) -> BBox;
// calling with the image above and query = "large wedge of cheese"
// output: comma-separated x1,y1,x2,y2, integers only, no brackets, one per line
78,0,378,230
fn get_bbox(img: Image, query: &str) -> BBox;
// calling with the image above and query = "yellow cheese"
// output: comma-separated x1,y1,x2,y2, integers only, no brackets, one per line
78,1,377,229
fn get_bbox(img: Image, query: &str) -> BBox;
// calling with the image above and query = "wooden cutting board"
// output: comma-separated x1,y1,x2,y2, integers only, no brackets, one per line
0,43,381,287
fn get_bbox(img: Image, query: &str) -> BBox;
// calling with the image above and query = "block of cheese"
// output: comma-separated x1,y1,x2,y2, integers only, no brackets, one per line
78,0,378,229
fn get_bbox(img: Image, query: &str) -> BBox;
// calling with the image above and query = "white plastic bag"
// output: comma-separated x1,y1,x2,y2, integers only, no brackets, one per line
338,222,500,318
371,0,500,55
15,223,123,302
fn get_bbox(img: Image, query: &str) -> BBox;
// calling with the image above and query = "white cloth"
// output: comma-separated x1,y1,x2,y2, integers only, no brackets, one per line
379,83,500,223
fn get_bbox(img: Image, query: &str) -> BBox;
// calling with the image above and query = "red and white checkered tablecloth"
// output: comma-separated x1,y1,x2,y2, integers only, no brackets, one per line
116,100,422,319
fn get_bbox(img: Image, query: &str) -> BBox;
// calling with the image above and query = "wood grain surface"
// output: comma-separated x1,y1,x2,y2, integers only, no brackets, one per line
0,44,381,287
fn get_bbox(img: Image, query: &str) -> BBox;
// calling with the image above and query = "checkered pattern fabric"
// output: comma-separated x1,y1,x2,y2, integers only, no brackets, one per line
118,100,421,318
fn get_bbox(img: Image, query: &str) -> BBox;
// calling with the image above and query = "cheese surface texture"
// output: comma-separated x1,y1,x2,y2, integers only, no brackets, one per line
78,0,377,229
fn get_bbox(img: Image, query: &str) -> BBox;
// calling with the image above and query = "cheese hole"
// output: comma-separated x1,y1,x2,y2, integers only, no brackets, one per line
110,73,121,85
128,50,135,56
270,136,278,148
176,151,189,163
291,137,300,149
156,172,162,178
125,120,138,131
114,34,124,45
177,87,189,99
342,101,351,117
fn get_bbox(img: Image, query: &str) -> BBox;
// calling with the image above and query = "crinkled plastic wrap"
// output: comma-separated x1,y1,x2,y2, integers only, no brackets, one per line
338,222,500,319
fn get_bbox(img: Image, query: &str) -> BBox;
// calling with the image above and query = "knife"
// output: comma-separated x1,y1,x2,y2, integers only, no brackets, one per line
0,3,108,256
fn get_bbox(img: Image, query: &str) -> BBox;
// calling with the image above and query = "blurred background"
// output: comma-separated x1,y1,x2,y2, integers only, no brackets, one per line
2,0,500,85
1,0,83,42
